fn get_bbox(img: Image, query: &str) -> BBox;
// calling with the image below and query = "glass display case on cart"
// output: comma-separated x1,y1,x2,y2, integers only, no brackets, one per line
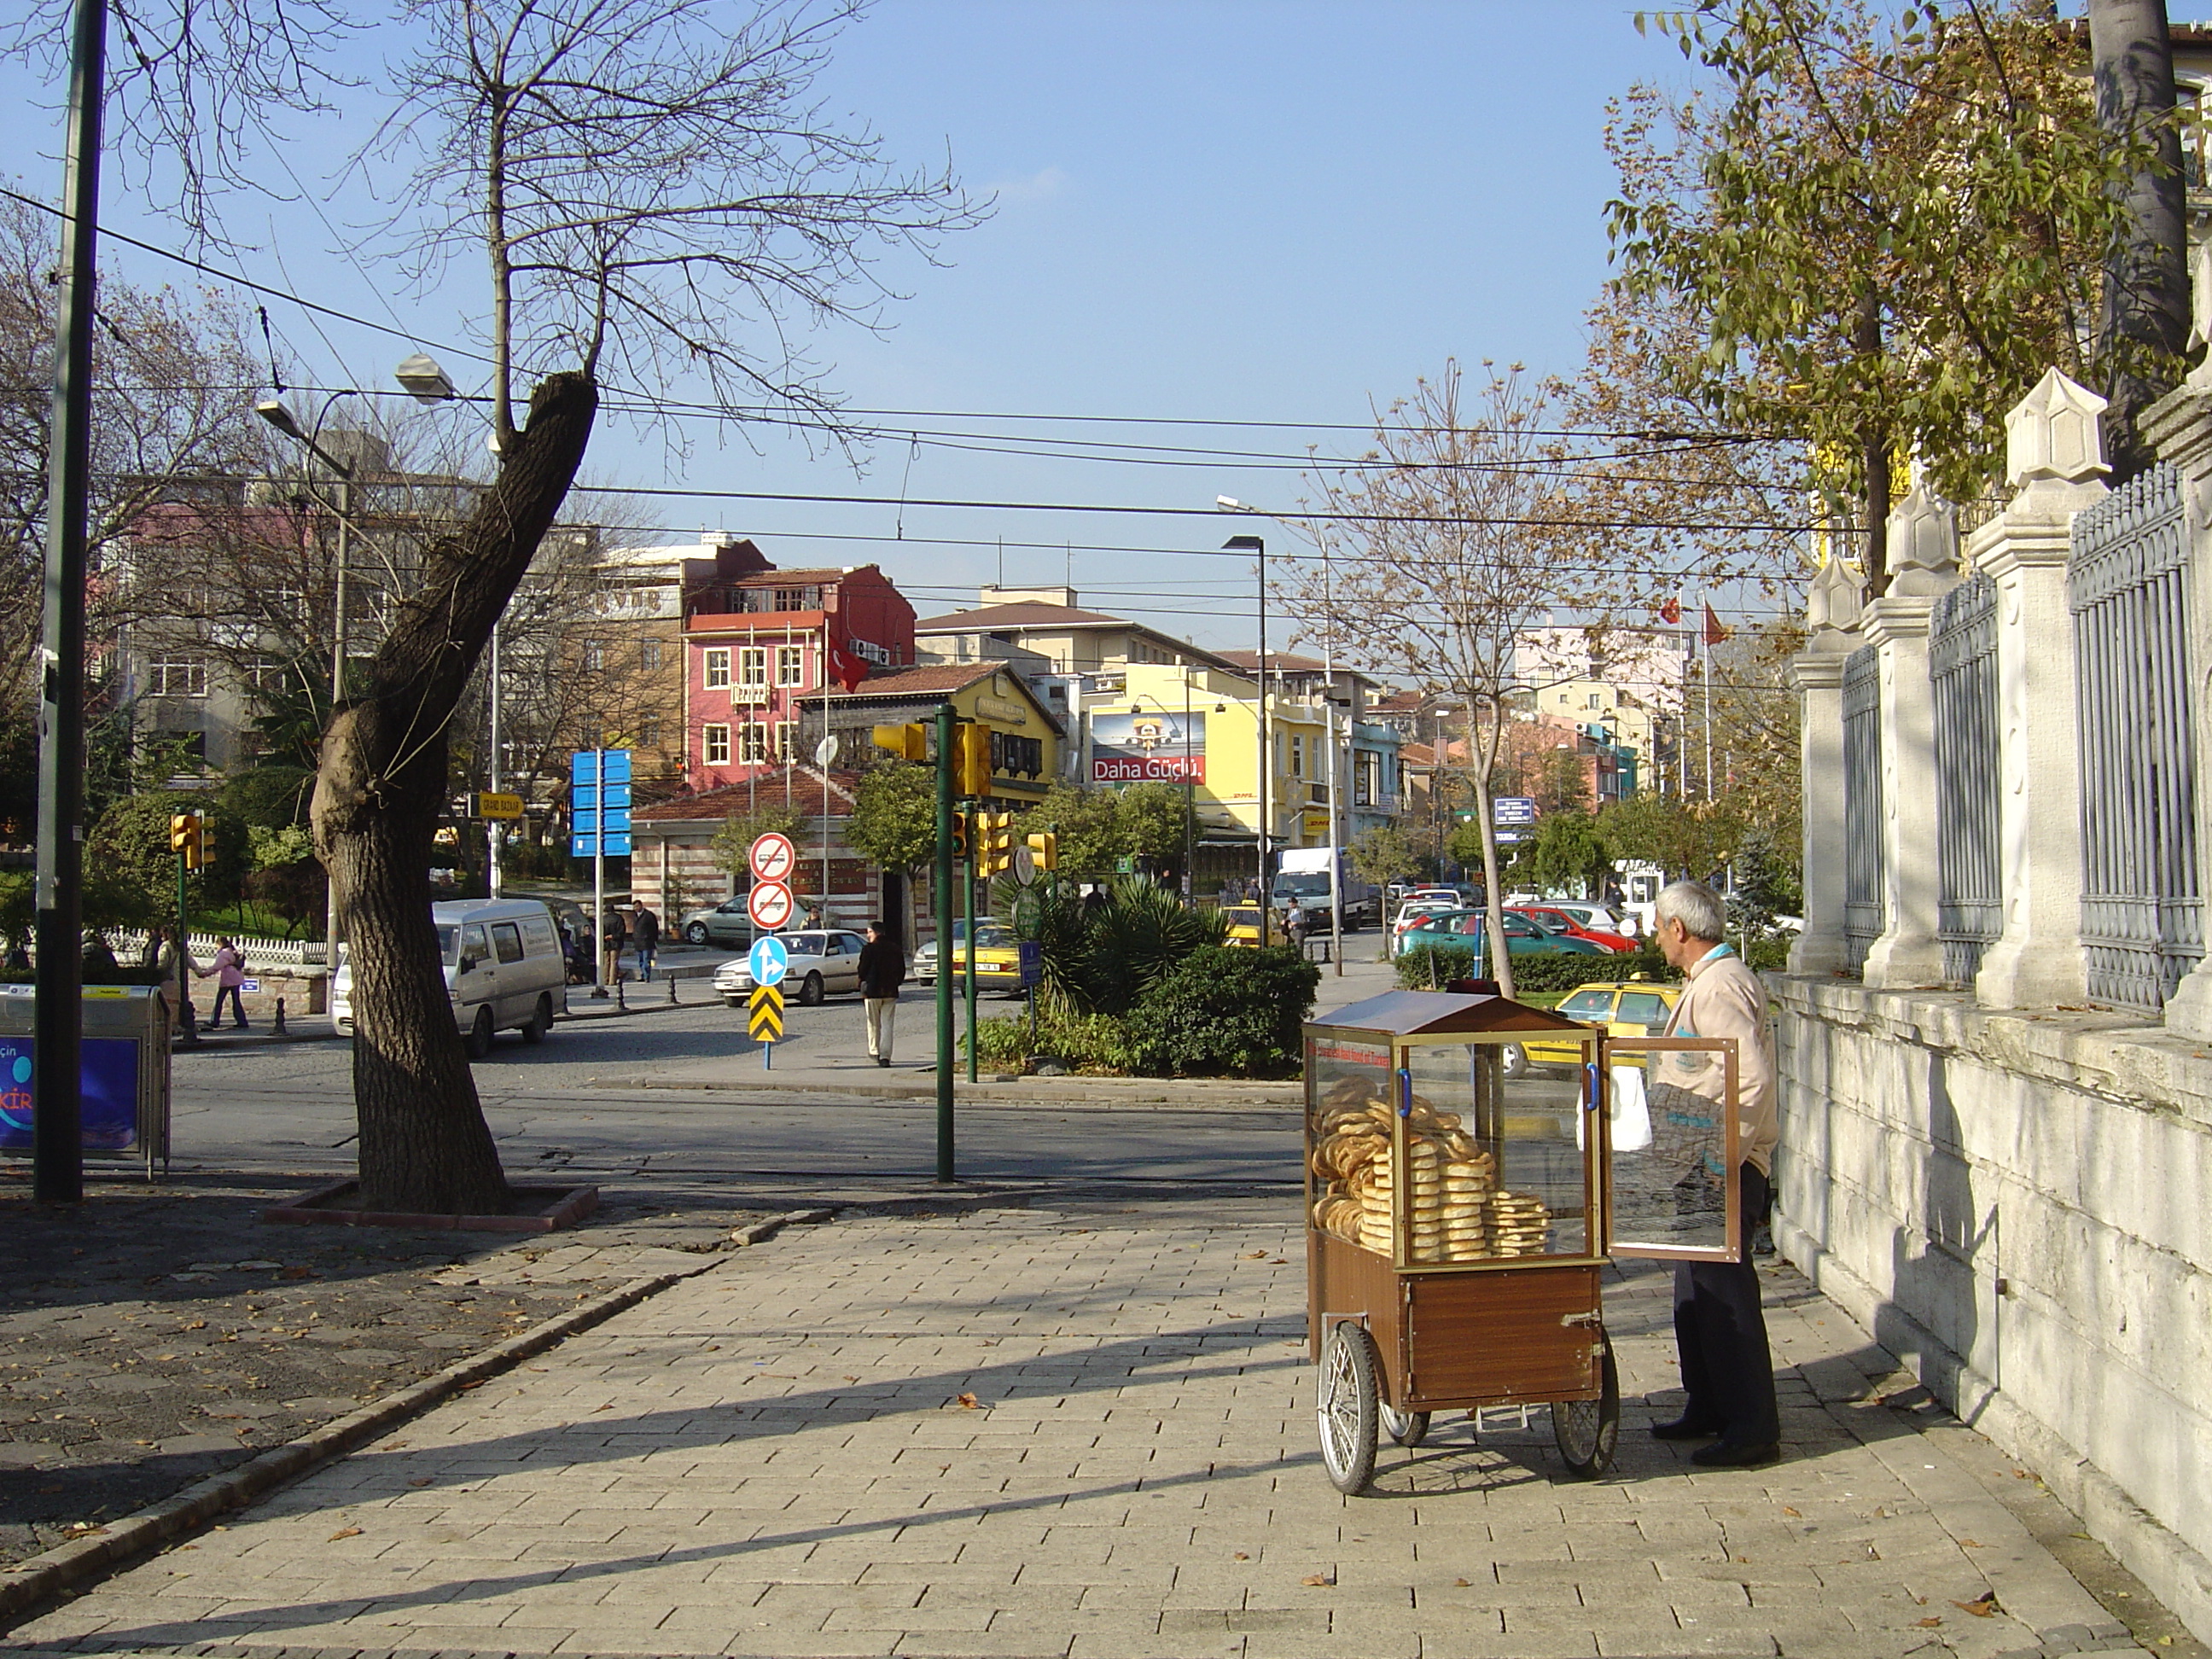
1305,987,1741,1493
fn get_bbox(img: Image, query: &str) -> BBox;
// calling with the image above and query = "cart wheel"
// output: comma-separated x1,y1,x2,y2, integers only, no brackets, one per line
1318,1322,1382,1495
1551,1336,1621,1477
1381,1404,1431,1448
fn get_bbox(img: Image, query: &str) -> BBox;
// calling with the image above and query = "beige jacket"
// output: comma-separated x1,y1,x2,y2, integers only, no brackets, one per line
1659,946,1778,1177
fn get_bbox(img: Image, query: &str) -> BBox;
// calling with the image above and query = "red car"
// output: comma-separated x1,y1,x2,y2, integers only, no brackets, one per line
1507,905,1637,953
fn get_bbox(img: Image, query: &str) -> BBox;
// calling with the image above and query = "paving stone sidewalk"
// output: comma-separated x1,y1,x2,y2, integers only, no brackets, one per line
1,1195,2193,1659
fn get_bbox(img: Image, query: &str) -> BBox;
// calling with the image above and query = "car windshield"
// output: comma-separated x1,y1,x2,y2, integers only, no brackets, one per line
435,925,459,963
1557,989,1615,1020
1619,992,1672,1026
1272,874,1331,898
1222,907,1261,925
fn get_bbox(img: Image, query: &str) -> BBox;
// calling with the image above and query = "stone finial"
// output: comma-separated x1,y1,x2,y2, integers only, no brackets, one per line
1884,481,1959,597
1805,553,1864,642
2006,368,2110,487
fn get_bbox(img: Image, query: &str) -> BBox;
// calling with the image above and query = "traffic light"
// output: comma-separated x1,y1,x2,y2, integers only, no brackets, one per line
196,820,218,870
1026,831,1057,871
980,812,1015,876
171,813,202,869
954,722,992,797
950,811,970,863
871,723,927,762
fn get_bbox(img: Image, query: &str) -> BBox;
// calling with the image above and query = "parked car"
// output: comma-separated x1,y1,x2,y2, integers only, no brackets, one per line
1520,978,1683,1069
1508,905,1638,953
912,921,1025,994
1390,896,1462,934
679,894,753,946
1393,907,1609,958
1543,900,1634,938
712,928,867,1006
332,898,568,1058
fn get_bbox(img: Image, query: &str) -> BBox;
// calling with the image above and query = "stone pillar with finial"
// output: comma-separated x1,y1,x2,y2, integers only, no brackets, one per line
1972,369,2109,1009
1786,552,1864,976
1860,482,1962,991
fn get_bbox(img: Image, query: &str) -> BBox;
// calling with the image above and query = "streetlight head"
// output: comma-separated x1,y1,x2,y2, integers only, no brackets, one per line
254,398,302,439
395,352,458,403
1216,495,1252,512
1223,534,1264,553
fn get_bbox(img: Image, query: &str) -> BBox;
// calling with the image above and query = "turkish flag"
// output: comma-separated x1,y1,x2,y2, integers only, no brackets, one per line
827,643,869,691
1703,602,1731,647
1659,597,1682,625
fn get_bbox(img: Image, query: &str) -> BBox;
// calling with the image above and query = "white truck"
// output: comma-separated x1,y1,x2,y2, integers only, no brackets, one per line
1270,847,1382,932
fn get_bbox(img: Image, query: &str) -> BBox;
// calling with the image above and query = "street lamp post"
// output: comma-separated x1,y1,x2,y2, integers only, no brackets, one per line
1223,531,1269,946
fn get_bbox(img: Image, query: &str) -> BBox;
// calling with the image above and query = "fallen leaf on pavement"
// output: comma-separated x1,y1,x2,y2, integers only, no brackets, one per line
1233,1552,1249,1561
282,1266,313,1280
1916,1616,1943,1628
1781,1506,1801,1517
1453,1578,1471,1587
1300,1574,1333,1587
956,1393,981,1409
328,1528,361,1542
1953,1593,1999,1618
1241,1252,1267,1259
408,1478,434,1487
1961,1539,1982,1548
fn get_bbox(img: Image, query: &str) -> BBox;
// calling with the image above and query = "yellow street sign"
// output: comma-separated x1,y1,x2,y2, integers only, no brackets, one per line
471,791,526,820
748,982,783,1043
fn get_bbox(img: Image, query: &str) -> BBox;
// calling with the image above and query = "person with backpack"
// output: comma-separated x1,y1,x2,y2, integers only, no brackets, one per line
197,936,249,1031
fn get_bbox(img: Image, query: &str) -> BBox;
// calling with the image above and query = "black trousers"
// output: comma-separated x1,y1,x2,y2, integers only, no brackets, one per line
1672,1162,1779,1445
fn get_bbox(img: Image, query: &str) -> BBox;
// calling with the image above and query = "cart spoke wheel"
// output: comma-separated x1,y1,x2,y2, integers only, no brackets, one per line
1318,1323,1381,1495
1552,1335,1621,1477
1380,1405,1430,1448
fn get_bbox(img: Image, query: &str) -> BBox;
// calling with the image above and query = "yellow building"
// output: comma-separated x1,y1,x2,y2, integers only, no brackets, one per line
1097,662,1330,864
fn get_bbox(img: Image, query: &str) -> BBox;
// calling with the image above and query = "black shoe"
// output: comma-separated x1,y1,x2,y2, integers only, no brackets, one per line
876,1056,891,1068
1650,1416,1722,1441
1691,1437,1780,1467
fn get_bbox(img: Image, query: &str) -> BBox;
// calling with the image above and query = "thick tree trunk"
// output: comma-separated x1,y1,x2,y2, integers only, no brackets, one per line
313,371,597,1214
2090,0,2187,484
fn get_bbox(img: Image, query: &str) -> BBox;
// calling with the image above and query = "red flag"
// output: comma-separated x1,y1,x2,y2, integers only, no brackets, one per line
1659,596,1682,625
1702,602,1731,647
827,643,870,691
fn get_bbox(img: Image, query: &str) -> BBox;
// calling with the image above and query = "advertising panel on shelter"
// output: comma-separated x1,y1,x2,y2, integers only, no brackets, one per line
1091,710,1206,784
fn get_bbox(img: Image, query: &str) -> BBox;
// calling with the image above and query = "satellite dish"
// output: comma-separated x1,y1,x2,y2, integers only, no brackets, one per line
814,735,841,767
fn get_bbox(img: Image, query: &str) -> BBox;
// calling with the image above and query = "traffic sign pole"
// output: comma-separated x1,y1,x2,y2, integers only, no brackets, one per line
591,748,606,999
933,702,956,1182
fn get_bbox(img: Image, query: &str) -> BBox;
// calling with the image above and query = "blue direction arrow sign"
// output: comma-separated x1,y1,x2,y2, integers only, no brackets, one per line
748,935,790,987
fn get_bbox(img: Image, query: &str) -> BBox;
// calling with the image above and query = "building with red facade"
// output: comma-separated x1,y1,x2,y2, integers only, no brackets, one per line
681,543,917,790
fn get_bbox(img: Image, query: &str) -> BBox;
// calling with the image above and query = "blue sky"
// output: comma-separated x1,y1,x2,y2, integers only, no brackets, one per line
5,1,1697,654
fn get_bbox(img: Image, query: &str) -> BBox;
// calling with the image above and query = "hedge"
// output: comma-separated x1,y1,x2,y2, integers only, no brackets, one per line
1394,945,1679,992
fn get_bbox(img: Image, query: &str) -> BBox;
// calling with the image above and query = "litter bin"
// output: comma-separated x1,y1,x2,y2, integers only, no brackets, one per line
0,985,172,1179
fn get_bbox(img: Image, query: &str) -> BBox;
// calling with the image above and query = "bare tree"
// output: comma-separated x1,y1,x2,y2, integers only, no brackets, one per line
1284,363,1587,998
294,0,983,1213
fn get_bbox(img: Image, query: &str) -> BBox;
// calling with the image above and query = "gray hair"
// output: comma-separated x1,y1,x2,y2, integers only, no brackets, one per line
1655,879,1727,944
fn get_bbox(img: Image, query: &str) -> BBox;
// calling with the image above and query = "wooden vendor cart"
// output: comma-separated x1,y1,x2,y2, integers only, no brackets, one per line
1305,987,1741,1493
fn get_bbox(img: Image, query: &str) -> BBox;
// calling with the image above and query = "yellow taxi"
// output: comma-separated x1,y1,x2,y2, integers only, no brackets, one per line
1520,978,1683,1069
1219,905,1266,948
915,921,1027,994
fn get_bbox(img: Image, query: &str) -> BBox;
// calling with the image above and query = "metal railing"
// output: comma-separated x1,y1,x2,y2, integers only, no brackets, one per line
2069,462,2203,1014
1930,573,2001,987
1842,643,1885,975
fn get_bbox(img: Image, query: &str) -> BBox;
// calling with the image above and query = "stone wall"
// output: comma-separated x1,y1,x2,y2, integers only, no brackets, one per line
1769,973,2212,1642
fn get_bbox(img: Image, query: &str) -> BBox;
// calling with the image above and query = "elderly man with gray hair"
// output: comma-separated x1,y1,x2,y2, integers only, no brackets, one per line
1647,877,1782,1466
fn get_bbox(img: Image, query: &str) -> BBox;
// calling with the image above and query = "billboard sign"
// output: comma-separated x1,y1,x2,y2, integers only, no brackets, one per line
1091,709,1206,784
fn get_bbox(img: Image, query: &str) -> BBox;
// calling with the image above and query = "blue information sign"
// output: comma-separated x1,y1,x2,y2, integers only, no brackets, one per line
748,936,790,987
569,749,635,857
1017,940,1043,988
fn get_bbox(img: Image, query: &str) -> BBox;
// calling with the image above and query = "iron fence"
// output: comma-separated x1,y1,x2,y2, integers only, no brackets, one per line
1842,643,1884,975
1930,573,2001,987
2069,462,2203,1013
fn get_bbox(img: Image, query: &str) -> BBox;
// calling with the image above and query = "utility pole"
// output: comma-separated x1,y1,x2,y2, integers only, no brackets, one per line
933,702,956,1181
487,621,503,898
31,0,107,1206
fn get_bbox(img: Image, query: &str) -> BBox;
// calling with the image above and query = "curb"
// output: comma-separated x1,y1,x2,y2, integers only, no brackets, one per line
617,1077,1303,1108
0,1206,839,1626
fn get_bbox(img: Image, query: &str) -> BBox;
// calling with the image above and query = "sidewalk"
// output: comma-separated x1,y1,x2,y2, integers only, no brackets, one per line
3,1193,2189,1659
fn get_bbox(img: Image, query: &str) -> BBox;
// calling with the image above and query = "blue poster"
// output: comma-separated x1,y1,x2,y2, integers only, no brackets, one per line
0,1037,140,1152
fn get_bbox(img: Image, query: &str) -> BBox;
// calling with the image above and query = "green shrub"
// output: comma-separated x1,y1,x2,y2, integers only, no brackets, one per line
965,1009,1155,1074
1131,945,1318,1077
1394,944,1478,988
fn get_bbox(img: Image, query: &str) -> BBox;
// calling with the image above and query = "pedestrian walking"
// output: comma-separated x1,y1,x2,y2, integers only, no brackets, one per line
80,933,120,981
1284,901,1309,959
856,923,906,1068
197,936,249,1030
154,927,196,1036
1646,877,1782,1467
601,905,628,984
631,901,660,981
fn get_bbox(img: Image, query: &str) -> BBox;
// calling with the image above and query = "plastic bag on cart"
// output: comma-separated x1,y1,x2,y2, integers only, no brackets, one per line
1609,1064,1652,1152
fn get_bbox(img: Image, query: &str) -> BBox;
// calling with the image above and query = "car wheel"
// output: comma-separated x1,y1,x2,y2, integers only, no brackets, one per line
798,972,824,1007
521,994,551,1044
1499,1042,1527,1080
685,922,708,945
464,1006,494,1061
723,995,742,1009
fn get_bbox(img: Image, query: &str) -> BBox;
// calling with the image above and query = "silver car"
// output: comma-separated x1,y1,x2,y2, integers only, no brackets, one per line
713,929,867,1006
679,895,753,946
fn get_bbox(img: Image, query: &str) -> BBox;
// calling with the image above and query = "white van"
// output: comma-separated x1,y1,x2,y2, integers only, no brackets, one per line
331,898,570,1058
